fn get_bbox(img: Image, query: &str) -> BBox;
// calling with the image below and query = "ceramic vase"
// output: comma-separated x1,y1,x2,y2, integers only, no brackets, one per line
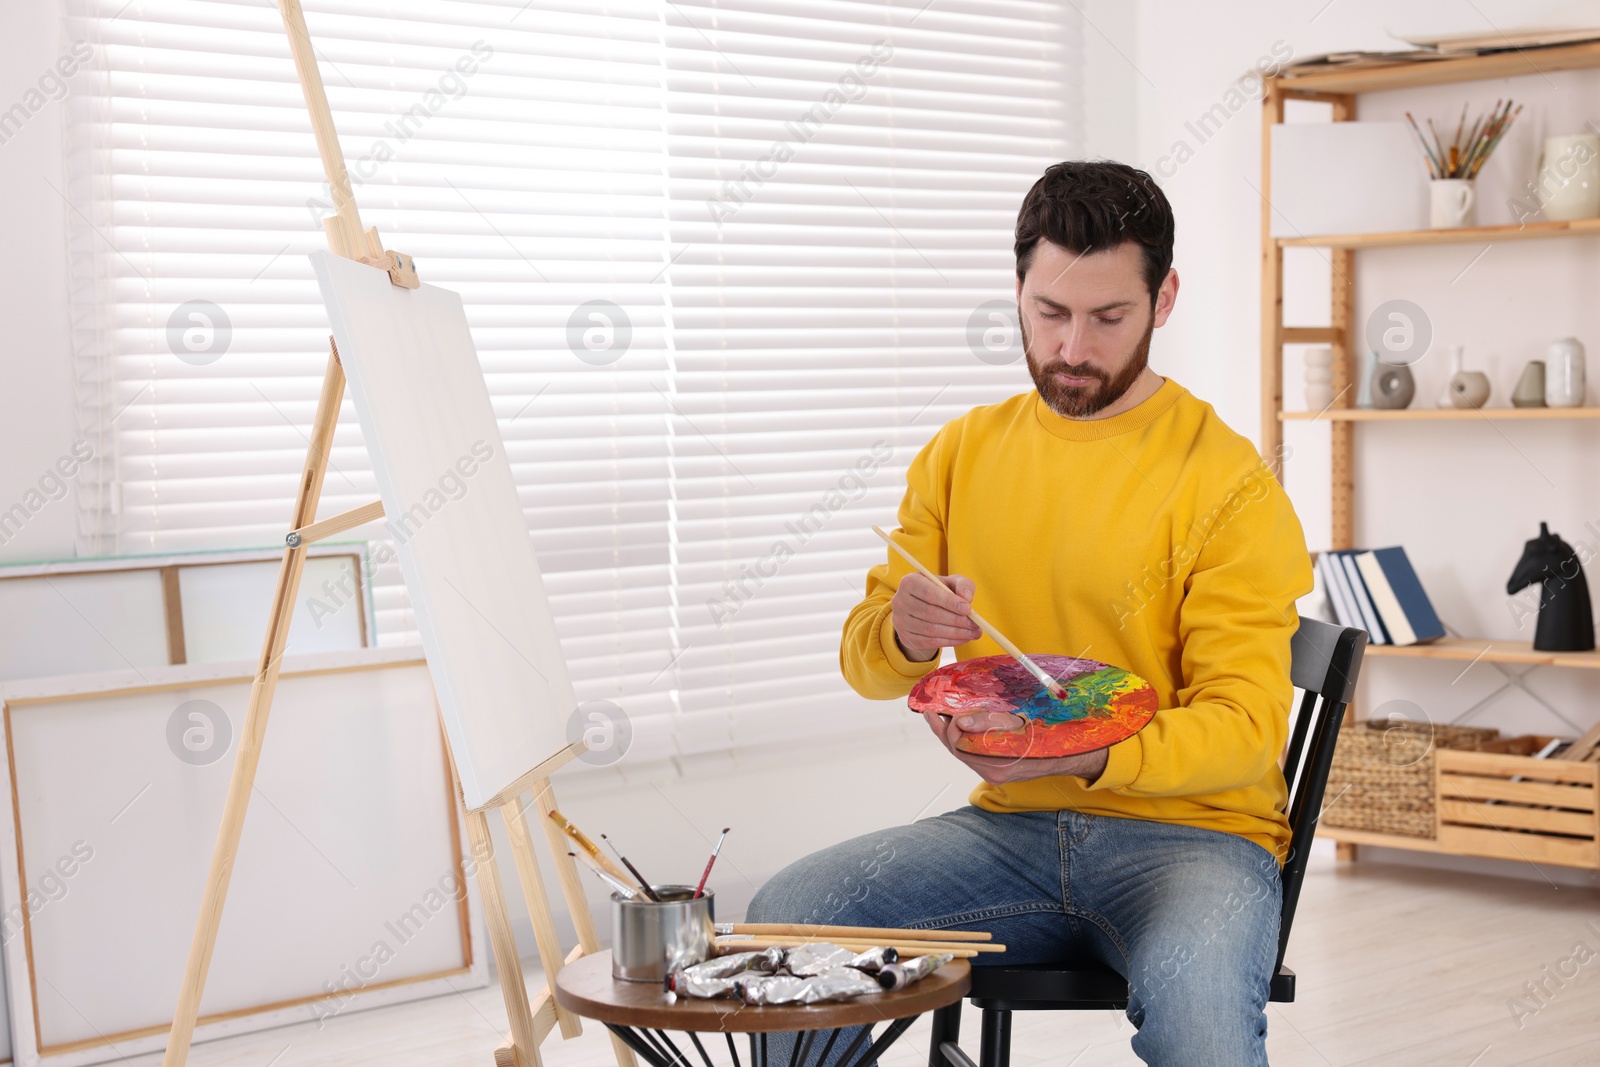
1546,336,1587,407
1370,358,1415,410
1512,360,1548,407
1537,134,1600,222
1436,346,1462,407
1440,345,1491,409
1356,349,1377,408
1304,346,1334,411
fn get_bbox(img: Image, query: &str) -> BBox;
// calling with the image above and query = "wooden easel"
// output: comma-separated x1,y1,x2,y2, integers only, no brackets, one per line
161,6,634,1067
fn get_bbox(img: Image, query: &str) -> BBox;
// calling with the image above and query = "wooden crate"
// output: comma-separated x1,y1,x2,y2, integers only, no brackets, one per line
1435,735,1600,870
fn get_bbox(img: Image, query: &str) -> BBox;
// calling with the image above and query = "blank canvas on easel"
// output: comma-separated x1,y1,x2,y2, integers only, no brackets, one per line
310,251,574,811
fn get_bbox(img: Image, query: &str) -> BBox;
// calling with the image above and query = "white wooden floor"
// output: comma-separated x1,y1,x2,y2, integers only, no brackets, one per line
123,853,1600,1067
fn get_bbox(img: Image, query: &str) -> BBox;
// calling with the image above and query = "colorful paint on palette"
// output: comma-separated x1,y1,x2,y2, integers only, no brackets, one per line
908,654,1158,758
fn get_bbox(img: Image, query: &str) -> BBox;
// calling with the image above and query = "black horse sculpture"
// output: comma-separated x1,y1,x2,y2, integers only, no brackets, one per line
1506,522,1596,652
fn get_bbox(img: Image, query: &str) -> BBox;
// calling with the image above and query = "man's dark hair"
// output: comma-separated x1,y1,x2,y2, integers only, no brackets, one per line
1014,161,1175,304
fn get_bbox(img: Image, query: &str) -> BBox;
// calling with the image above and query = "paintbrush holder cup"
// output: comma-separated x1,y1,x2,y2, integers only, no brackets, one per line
611,885,715,982
1429,179,1475,229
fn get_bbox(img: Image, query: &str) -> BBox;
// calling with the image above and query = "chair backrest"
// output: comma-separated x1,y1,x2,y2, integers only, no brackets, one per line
1275,615,1367,972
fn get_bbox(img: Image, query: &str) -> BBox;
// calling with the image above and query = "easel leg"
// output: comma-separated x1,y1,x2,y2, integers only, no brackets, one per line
467,808,544,1067
531,778,637,1067
162,348,345,1067
502,796,583,1038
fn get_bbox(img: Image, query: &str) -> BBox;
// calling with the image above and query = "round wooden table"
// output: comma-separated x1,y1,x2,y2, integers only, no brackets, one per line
554,950,971,1067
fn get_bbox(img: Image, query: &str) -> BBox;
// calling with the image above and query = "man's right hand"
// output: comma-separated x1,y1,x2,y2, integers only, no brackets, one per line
891,572,982,662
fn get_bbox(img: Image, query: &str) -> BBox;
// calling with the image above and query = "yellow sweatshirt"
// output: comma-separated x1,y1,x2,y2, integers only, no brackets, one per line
841,378,1314,865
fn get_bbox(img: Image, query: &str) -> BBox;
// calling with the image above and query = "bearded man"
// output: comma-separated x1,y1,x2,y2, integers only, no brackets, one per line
745,160,1314,1067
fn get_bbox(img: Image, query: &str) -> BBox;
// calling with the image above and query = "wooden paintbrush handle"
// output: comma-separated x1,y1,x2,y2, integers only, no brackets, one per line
715,938,984,959
870,525,1065,697
726,922,992,942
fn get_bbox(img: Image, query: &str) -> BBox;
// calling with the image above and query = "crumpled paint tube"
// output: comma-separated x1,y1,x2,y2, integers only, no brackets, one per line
665,948,784,996
734,967,884,1005
875,952,953,990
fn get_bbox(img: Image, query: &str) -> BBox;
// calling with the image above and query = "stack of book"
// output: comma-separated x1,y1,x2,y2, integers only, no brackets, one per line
1316,546,1445,647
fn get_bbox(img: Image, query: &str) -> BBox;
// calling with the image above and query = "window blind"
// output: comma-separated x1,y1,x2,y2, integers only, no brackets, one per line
659,0,1082,754
65,0,1081,764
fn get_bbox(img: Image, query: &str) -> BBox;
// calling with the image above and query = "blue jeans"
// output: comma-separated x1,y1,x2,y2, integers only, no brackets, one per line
744,805,1283,1067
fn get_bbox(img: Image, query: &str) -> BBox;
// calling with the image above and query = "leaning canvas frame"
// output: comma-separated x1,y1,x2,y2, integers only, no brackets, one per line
0,544,376,673
0,649,486,1067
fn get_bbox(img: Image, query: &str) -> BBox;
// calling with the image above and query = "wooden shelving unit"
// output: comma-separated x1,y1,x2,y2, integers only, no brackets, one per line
1281,407,1600,421
1278,215,1600,249
1260,46,1600,868
1366,636,1600,670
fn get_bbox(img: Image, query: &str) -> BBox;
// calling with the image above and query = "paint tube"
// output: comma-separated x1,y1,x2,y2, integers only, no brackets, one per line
735,967,883,1006
846,945,898,972
875,952,954,991
665,948,784,997
782,943,857,976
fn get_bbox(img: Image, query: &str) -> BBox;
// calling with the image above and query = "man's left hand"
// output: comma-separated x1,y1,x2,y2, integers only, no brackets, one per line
921,709,1110,785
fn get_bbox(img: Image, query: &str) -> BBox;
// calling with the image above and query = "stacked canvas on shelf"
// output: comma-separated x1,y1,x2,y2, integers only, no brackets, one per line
1316,547,1446,646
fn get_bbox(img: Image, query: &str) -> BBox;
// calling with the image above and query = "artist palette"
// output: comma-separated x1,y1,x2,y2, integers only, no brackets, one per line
908,655,1158,759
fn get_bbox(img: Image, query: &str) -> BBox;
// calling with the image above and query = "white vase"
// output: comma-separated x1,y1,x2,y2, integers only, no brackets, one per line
1546,336,1587,407
1304,346,1334,410
1436,345,1463,408
1537,135,1600,222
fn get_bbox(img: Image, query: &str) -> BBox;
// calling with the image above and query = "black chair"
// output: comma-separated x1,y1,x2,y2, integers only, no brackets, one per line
929,616,1368,1067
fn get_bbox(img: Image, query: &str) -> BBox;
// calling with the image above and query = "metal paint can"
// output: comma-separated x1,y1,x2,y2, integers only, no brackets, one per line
611,885,715,982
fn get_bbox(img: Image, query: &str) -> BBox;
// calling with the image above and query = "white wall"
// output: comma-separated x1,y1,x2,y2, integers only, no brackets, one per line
0,3,80,564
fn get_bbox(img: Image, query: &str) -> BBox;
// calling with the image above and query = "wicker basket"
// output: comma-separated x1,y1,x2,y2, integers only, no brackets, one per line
1321,719,1502,838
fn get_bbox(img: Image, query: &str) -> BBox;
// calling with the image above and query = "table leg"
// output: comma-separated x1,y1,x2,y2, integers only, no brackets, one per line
830,1023,875,1067
637,1030,683,1067
843,1017,917,1067
788,1027,813,1067
813,1026,842,1067
652,1029,696,1067
687,1031,718,1067
608,1025,674,1067
606,1005,944,1067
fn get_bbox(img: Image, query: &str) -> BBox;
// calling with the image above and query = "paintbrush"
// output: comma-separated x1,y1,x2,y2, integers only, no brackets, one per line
1405,112,1442,177
613,851,661,902
693,827,729,899
594,831,662,902
568,850,640,899
598,833,661,902
547,810,640,891
871,525,1068,701
1467,102,1520,179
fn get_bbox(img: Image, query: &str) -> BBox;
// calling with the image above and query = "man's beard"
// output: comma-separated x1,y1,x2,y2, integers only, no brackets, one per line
1024,308,1154,418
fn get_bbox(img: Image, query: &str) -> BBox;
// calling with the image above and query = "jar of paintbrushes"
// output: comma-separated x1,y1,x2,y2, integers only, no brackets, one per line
550,808,730,981
1405,100,1521,229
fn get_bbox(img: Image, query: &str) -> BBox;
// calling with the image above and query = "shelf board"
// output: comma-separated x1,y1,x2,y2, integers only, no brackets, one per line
1280,407,1600,421
1274,39,1600,94
1366,636,1600,670
1316,826,1444,853
1276,216,1600,250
